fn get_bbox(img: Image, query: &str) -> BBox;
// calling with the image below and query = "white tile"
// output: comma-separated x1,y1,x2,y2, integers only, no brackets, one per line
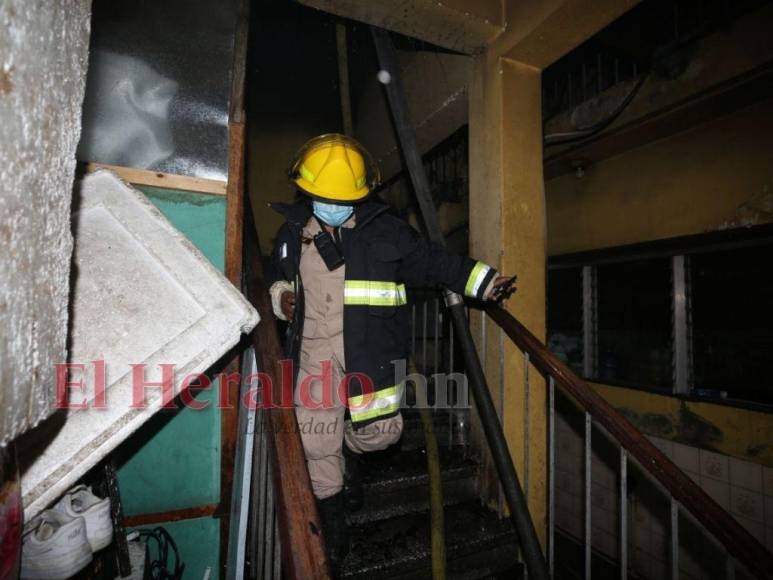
591,481,614,512
762,466,773,497
592,526,615,557
591,454,615,489
557,468,581,497
731,487,765,523
649,509,668,537
729,457,763,492
734,513,765,541
631,545,652,578
685,469,701,484
649,557,669,580
700,449,729,482
557,508,583,539
631,523,652,552
632,500,651,529
701,476,731,511
592,504,614,534
650,530,667,560
680,547,707,580
673,441,700,473
648,435,674,459
765,495,773,527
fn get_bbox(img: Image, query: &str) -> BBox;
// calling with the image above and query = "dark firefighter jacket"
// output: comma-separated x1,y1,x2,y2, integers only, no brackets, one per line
269,200,497,427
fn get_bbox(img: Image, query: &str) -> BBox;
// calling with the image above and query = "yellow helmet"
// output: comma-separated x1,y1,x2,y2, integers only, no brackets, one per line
288,134,380,203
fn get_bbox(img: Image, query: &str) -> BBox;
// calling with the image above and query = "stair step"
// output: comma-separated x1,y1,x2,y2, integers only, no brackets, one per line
341,501,521,580
399,410,453,450
350,447,478,525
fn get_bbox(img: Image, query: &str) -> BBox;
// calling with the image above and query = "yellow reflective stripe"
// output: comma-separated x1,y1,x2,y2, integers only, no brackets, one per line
344,281,407,306
356,175,366,187
464,261,491,297
349,384,403,422
299,164,315,182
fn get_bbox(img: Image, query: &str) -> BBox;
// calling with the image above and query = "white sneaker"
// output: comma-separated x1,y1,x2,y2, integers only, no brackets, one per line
21,510,93,579
53,485,113,552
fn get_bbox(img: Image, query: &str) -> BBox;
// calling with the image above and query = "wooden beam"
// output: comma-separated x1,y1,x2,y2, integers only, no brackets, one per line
296,0,504,54
492,0,640,68
545,64,773,180
219,0,250,575
81,162,226,196
122,503,218,527
543,2,773,178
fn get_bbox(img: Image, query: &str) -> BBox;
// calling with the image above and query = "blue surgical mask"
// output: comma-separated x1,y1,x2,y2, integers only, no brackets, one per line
312,201,354,227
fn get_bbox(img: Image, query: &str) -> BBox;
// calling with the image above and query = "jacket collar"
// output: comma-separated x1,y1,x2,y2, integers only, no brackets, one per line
269,199,389,231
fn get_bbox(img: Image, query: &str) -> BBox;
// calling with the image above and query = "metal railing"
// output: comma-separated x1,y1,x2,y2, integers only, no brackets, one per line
490,306,773,580
408,294,773,579
246,371,281,580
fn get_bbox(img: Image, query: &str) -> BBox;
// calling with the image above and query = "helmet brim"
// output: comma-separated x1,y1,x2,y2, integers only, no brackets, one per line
294,177,370,204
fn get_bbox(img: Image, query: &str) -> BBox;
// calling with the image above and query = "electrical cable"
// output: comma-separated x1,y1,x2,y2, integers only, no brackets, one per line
543,72,649,147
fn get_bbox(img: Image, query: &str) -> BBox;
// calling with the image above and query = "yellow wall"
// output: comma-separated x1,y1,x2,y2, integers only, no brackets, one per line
591,383,773,467
545,99,773,466
546,98,773,256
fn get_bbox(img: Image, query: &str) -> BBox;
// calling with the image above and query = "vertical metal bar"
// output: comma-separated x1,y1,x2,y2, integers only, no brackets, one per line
264,457,275,580
672,255,691,395
449,307,455,372
448,308,454,448
434,297,440,379
620,450,628,580
670,498,679,580
548,377,556,579
255,408,268,577
582,266,597,380
481,309,487,360
726,556,735,580
585,413,592,580
411,303,416,360
423,300,428,374
597,53,603,93
272,512,281,579
523,351,530,503
498,326,505,517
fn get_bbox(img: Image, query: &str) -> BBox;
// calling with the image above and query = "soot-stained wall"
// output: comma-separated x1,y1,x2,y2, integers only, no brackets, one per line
0,0,92,445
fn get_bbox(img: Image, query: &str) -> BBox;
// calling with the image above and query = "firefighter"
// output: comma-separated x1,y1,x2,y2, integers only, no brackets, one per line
268,134,515,570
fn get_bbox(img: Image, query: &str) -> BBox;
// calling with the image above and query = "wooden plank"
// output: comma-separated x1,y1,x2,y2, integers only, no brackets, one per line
219,0,251,572
545,64,773,180
122,504,218,527
486,306,773,580
81,162,227,196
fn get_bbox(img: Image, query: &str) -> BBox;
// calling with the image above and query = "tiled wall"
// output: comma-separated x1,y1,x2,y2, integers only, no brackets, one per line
554,401,769,579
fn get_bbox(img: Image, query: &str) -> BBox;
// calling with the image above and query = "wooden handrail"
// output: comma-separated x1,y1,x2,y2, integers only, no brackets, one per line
244,197,332,579
486,306,773,580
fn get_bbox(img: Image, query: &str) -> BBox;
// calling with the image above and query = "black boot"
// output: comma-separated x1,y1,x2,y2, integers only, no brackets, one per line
343,447,364,512
317,492,350,575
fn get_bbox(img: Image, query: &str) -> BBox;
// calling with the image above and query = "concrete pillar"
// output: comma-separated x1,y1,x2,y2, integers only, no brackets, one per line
469,51,547,546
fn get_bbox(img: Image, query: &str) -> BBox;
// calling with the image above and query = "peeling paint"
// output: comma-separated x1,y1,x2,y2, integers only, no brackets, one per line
0,65,14,95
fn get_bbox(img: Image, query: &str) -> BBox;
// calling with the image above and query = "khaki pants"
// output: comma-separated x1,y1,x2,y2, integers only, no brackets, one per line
295,338,403,500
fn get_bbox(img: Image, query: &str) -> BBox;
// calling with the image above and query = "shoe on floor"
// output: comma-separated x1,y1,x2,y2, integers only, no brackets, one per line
343,447,364,512
53,485,113,552
317,492,350,576
21,510,93,579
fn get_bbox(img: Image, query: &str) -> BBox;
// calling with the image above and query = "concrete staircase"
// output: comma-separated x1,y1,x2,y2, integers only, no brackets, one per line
340,410,523,579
